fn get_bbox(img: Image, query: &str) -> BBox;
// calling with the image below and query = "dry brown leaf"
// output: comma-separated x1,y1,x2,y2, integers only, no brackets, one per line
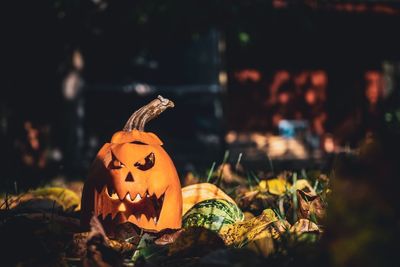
154,229,185,245
246,236,275,256
290,219,321,234
297,189,326,220
294,179,316,196
83,217,123,267
217,164,247,184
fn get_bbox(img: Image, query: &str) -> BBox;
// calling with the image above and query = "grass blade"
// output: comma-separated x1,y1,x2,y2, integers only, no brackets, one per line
206,161,216,183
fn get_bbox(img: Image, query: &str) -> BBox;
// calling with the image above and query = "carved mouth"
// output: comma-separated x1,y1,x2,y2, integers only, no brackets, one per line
97,185,165,227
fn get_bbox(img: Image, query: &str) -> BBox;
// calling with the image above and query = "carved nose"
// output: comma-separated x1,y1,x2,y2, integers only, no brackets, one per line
125,173,134,182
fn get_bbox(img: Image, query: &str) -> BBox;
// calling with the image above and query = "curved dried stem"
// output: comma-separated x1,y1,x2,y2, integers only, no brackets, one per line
123,95,175,132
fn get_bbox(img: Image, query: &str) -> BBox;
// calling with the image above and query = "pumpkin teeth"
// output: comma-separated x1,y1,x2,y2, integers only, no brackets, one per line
98,186,165,229
154,190,164,199
126,192,142,203
106,185,119,200
133,193,142,203
140,214,147,223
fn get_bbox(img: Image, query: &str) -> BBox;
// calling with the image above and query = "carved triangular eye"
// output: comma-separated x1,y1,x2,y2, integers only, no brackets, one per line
134,152,155,171
108,153,125,169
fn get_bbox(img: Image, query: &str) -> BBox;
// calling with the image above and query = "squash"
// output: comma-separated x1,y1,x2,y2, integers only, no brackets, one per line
182,199,244,232
181,183,236,215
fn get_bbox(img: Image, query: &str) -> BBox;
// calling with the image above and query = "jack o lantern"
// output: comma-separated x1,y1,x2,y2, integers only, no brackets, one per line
81,96,182,233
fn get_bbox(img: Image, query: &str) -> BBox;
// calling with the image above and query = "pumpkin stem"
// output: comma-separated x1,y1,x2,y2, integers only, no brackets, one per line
123,95,175,132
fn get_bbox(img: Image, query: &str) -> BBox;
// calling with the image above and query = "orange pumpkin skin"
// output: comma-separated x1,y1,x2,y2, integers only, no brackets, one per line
81,98,182,233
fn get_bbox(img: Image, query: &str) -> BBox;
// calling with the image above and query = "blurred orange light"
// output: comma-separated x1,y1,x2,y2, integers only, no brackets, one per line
323,135,335,153
311,70,327,88
235,69,261,83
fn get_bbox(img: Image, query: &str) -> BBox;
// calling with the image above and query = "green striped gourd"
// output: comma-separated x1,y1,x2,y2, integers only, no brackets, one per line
182,199,244,233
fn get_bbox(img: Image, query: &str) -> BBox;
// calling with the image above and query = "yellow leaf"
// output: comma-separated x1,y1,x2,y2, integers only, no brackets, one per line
1,187,81,211
259,180,267,190
31,187,81,211
219,209,289,246
243,211,255,220
267,178,291,196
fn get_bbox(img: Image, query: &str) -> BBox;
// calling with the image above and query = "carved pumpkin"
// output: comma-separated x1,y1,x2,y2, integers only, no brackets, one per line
81,96,182,233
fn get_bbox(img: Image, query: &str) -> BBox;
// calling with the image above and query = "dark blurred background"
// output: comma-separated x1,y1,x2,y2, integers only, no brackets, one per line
3,0,400,189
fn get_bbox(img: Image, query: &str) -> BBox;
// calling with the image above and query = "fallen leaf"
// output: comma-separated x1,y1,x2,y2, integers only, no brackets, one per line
111,222,140,243
297,190,326,220
70,225,135,259
83,217,123,267
258,180,268,191
31,187,81,211
154,229,184,245
219,209,290,246
1,187,81,212
243,211,255,220
246,235,275,256
217,163,247,184
236,189,278,215
293,179,316,196
267,178,291,196
290,219,320,234
168,227,225,257
242,190,260,202
107,238,135,253
70,232,89,258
